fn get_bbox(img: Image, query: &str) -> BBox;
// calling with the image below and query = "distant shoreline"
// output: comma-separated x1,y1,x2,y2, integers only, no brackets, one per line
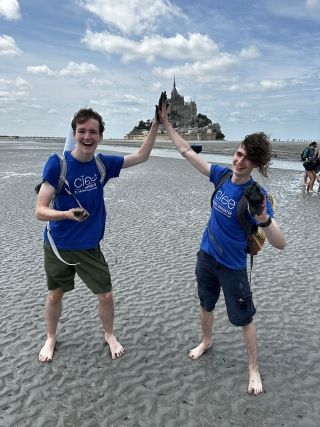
0,136,315,160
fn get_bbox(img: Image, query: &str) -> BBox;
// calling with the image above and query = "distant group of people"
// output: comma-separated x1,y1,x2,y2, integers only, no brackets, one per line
302,141,320,193
35,97,286,396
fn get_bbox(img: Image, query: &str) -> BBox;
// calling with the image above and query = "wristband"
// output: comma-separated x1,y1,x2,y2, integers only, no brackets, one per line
181,147,192,155
258,216,272,228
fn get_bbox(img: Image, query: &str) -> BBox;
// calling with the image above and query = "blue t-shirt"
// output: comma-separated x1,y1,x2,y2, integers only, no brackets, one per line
200,164,273,270
43,151,124,250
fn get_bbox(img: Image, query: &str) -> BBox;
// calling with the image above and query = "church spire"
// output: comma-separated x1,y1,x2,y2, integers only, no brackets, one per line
173,75,176,89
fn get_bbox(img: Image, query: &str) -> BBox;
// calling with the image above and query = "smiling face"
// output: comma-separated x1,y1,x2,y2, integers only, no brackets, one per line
73,118,102,160
232,145,256,183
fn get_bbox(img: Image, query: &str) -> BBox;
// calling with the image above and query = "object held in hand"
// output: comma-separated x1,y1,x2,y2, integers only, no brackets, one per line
244,182,264,216
74,209,89,219
74,210,83,217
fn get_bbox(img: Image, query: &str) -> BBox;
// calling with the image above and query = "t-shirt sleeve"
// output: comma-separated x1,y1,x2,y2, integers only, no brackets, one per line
43,154,61,189
209,164,231,186
100,154,124,183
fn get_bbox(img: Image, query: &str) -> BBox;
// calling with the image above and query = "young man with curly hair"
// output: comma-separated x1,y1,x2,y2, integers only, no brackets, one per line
158,103,286,395
36,107,159,363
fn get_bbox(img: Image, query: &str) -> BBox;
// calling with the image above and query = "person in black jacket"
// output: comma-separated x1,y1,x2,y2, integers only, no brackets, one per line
303,142,317,192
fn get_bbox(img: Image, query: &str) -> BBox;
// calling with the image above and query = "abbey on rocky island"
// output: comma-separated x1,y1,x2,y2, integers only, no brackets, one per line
126,77,224,141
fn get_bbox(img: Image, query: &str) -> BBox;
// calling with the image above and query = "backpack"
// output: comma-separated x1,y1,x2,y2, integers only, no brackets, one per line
54,153,106,194
35,153,106,194
209,171,274,280
301,147,311,161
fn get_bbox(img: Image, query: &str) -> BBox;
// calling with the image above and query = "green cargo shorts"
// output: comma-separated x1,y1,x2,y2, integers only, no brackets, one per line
44,241,112,294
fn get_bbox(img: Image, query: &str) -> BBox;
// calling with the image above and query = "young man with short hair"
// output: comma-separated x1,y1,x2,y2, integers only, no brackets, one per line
158,103,286,395
36,107,159,362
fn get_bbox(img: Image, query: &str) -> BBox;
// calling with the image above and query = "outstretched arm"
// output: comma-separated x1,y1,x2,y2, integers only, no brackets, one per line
122,109,159,168
158,99,211,177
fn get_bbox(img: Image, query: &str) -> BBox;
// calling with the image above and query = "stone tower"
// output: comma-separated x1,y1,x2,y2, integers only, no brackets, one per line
168,77,197,128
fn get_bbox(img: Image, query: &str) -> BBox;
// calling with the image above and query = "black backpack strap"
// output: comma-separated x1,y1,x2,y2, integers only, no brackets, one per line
236,193,257,234
236,180,261,285
237,194,254,283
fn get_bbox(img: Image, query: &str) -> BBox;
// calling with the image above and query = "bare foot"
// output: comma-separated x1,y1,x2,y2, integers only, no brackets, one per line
38,337,56,363
248,368,263,395
188,341,212,360
105,333,124,359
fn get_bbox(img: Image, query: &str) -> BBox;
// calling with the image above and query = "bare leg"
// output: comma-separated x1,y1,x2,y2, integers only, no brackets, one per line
97,292,124,359
38,288,63,363
189,306,213,360
242,322,263,395
306,171,316,192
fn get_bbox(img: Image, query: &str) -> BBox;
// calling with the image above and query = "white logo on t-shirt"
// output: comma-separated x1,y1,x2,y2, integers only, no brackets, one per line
213,189,236,218
73,173,98,193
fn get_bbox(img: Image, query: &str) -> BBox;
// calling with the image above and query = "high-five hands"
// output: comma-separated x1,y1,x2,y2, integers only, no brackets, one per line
155,91,169,124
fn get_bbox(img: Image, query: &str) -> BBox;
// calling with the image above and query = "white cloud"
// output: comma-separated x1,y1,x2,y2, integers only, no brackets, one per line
266,0,320,20
82,31,218,63
0,90,10,98
59,61,99,77
89,78,113,88
306,0,320,8
229,79,290,92
229,82,257,92
260,79,288,90
0,0,21,20
0,34,22,55
79,0,183,35
26,63,100,78
151,82,163,92
15,77,31,89
0,76,31,102
239,45,261,59
0,76,30,89
0,78,11,88
29,104,44,109
27,65,55,76
236,101,250,108
123,94,145,104
153,54,240,83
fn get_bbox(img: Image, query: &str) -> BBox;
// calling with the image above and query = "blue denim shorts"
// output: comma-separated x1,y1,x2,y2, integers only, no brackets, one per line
195,250,256,326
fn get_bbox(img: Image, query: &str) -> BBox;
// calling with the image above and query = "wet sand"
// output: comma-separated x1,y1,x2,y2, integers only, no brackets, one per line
0,144,320,426
102,138,312,160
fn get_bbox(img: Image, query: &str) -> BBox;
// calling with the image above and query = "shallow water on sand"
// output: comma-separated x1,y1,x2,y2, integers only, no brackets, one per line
0,140,304,171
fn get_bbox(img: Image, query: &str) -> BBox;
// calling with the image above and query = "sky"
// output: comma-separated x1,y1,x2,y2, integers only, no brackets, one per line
0,0,319,140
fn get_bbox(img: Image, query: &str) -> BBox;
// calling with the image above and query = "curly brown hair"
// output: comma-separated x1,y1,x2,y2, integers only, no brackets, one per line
241,132,272,177
71,108,105,135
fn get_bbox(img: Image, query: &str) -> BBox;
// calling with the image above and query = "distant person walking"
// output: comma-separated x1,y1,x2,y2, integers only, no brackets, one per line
158,99,286,395
302,142,317,192
36,106,159,363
